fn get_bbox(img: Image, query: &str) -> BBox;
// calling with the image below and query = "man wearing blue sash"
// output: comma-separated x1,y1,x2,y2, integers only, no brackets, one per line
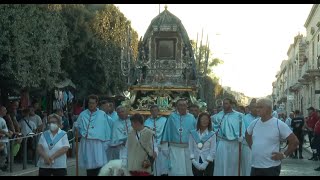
73,95,113,176
144,105,168,176
161,99,196,176
109,106,132,161
241,100,258,176
212,98,245,176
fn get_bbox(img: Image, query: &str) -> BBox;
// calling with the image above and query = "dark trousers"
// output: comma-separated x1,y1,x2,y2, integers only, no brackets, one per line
308,130,314,148
294,133,304,157
192,161,214,176
250,165,281,176
312,134,320,156
86,167,101,176
38,168,67,176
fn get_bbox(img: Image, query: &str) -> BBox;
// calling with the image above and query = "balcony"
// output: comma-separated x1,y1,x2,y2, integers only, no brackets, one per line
289,82,302,92
307,68,320,77
300,63,310,80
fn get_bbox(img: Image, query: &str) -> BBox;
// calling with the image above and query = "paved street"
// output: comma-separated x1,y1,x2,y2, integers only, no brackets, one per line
2,151,319,176
280,150,320,176
1,140,319,176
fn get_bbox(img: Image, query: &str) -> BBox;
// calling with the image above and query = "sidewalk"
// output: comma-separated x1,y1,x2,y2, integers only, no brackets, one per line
0,158,78,176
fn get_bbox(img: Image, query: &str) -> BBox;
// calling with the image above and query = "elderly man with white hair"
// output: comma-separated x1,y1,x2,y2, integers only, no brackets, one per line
245,98,299,176
109,106,132,161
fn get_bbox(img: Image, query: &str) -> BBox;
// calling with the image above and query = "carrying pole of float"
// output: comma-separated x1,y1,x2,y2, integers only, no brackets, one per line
238,118,242,176
75,128,79,176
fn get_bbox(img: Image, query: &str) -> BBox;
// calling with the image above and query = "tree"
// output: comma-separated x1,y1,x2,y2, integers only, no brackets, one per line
190,40,223,76
58,4,139,98
89,4,139,95
0,4,68,103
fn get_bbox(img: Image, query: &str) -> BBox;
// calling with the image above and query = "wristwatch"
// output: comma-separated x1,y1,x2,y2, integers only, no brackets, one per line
281,152,287,159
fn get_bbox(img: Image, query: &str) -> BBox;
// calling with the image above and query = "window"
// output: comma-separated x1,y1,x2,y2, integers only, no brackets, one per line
156,38,176,60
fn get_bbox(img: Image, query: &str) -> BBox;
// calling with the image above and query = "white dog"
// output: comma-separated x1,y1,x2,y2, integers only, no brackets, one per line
98,159,130,176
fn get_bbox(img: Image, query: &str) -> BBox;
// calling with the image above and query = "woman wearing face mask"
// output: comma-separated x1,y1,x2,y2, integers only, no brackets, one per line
37,114,70,176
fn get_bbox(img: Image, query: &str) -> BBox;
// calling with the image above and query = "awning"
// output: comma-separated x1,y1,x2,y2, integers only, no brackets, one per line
54,79,76,89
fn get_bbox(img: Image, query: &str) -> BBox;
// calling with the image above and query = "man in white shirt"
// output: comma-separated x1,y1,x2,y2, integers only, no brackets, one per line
245,98,299,176
19,108,37,163
0,106,11,171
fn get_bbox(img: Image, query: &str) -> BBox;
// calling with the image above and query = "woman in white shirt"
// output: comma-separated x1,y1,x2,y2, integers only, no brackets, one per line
37,114,70,176
189,112,216,176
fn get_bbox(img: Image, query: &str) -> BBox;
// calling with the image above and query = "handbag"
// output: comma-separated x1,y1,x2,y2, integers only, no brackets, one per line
136,131,155,170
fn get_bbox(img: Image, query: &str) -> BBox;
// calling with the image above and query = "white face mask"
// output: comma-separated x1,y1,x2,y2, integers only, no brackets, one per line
49,123,59,132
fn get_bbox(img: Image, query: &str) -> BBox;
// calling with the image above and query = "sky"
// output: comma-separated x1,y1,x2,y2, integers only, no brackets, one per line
115,4,313,98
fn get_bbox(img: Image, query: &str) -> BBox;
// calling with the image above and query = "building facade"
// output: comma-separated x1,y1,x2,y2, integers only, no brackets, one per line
273,4,320,116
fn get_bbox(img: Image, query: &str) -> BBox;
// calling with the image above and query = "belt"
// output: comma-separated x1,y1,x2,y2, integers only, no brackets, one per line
129,171,151,176
217,136,237,142
169,143,188,148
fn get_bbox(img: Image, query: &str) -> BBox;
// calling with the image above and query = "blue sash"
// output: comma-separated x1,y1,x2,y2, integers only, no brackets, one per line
43,130,66,150
190,130,215,145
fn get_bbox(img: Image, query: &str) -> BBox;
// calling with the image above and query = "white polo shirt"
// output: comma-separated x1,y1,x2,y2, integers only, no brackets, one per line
247,117,292,168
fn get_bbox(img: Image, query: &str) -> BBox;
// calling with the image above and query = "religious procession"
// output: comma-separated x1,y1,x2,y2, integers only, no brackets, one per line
1,4,320,176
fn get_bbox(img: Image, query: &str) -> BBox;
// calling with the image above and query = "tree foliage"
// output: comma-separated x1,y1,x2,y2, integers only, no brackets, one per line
58,4,139,98
190,40,223,75
0,4,68,90
189,39,237,110
88,4,138,95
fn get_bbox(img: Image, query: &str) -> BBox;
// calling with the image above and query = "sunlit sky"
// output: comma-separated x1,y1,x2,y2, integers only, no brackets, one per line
116,4,313,98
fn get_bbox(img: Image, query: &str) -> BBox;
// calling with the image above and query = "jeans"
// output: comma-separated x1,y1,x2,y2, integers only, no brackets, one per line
250,165,281,176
